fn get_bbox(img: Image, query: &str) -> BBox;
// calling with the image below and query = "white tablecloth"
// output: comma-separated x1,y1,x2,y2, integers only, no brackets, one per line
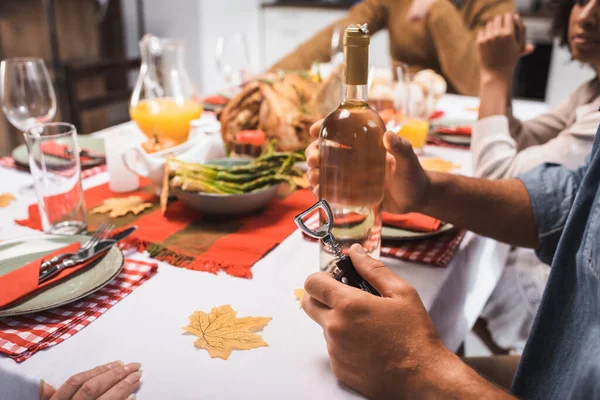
0,95,548,399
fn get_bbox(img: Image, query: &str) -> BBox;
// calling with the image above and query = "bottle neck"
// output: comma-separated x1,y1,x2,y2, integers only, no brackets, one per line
342,83,368,103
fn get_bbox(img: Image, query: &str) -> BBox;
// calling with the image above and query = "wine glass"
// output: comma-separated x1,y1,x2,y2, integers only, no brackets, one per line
0,58,57,132
330,25,344,67
0,57,57,194
215,33,251,95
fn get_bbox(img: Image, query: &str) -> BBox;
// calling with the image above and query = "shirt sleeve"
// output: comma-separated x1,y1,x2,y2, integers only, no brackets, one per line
0,366,42,400
269,0,386,71
426,0,515,96
508,80,596,149
472,115,594,179
518,160,589,265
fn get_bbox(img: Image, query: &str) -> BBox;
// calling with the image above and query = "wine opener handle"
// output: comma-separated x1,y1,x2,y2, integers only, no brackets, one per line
333,255,381,296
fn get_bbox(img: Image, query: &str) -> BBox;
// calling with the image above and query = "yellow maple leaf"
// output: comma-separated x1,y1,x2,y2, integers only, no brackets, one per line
182,305,272,360
90,196,152,218
0,193,16,208
294,288,306,307
419,157,460,173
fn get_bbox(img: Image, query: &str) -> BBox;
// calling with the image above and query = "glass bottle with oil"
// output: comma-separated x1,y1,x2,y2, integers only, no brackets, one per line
318,24,387,272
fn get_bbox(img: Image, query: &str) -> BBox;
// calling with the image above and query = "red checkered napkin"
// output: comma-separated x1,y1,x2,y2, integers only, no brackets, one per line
0,259,158,363
0,156,106,179
304,214,465,268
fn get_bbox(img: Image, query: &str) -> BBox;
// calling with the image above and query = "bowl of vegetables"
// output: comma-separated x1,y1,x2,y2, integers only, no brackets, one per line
163,143,304,216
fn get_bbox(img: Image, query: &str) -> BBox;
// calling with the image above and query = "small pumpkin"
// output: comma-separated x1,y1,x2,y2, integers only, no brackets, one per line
142,133,178,154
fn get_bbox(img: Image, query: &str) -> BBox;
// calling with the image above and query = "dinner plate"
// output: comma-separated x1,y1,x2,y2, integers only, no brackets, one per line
12,135,106,170
430,133,471,146
431,118,476,129
382,223,455,241
0,234,123,317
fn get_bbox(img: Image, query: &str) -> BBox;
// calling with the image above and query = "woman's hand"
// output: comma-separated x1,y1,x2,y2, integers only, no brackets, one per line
40,361,141,400
306,120,430,214
477,13,535,81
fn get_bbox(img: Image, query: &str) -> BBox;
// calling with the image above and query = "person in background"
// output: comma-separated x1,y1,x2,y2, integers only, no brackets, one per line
472,0,600,352
269,0,515,96
303,118,600,397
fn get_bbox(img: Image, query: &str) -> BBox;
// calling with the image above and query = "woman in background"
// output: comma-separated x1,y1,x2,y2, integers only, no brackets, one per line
472,0,600,351
270,0,515,96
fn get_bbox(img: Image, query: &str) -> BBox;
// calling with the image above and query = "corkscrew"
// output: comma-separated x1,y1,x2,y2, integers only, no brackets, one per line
294,199,381,296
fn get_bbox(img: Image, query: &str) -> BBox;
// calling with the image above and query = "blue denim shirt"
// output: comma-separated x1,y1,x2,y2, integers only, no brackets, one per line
512,126,600,398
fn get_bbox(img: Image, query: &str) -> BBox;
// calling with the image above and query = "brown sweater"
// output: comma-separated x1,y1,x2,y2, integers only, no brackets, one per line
270,0,515,96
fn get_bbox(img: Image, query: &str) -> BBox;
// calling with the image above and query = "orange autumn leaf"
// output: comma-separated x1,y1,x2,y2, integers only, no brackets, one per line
0,193,15,208
294,288,306,307
90,196,152,218
182,305,272,360
293,175,310,189
419,157,460,173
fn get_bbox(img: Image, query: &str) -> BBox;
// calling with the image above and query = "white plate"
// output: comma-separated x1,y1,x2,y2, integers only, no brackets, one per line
0,234,124,317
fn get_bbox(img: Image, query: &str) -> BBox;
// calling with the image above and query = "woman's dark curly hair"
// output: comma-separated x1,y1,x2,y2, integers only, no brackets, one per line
550,0,576,48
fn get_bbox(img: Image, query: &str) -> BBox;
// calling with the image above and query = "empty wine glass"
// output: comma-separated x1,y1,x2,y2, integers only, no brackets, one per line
216,33,251,95
330,25,344,67
0,58,57,194
0,58,57,132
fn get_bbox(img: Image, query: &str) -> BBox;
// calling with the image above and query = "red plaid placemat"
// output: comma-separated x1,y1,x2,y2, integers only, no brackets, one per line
0,259,158,363
0,156,106,179
304,214,465,268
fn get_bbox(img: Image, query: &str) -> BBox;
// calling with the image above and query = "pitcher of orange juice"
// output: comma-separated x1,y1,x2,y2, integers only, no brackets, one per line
130,34,202,144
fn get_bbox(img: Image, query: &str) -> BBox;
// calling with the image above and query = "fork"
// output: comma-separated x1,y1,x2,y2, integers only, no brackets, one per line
40,223,114,270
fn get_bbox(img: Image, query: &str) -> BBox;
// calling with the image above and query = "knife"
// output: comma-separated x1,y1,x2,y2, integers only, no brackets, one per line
38,239,116,283
40,226,137,272
109,226,137,242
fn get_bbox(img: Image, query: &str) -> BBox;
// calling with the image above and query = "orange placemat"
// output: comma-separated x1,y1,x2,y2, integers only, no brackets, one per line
16,180,314,278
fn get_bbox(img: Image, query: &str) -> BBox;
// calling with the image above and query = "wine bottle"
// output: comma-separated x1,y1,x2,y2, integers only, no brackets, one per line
318,23,387,272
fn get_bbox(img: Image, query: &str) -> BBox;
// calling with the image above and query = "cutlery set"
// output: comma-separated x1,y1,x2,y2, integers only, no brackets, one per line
38,225,137,283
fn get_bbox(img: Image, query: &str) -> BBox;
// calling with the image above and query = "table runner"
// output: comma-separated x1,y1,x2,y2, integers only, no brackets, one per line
16,181,315,278
304,214,464,268
0,259,158,363
0,156,106,179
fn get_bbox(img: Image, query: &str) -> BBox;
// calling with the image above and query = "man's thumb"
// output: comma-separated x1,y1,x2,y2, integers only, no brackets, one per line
348,244,408,297
522,43,535,56
383,131,419,171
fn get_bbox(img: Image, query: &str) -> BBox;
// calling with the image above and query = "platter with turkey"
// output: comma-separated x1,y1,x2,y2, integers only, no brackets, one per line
162,70,342,215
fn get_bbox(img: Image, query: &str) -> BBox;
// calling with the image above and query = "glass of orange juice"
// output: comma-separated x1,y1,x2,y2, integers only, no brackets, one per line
395,70,435,154
130,34,203,144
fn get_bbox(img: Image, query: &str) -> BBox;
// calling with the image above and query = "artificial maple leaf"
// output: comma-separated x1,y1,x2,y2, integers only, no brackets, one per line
0,193,16,208
182,305,272,360
90,196,152,218
419,157,460,173
293,175,310,189
294,288,306,307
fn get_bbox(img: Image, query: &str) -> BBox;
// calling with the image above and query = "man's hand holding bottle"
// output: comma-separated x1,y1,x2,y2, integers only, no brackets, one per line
306,120,430,215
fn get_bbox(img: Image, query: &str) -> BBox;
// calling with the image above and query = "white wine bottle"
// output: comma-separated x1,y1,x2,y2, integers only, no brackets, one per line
318,24,387,272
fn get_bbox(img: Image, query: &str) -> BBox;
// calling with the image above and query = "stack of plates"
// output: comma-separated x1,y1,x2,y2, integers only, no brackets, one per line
0,235,123,317
382,223,455,241
430,118,474,146
11,136,106,170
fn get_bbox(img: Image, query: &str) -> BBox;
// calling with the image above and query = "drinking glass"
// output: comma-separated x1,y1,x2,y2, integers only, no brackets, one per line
216,33,251,94
395,70,435,155
330,26,344,67
368,62,408,127
0,57,56,132
24,123,87,235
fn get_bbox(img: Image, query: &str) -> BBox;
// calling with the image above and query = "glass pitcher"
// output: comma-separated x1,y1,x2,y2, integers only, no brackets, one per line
130,34,202,145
